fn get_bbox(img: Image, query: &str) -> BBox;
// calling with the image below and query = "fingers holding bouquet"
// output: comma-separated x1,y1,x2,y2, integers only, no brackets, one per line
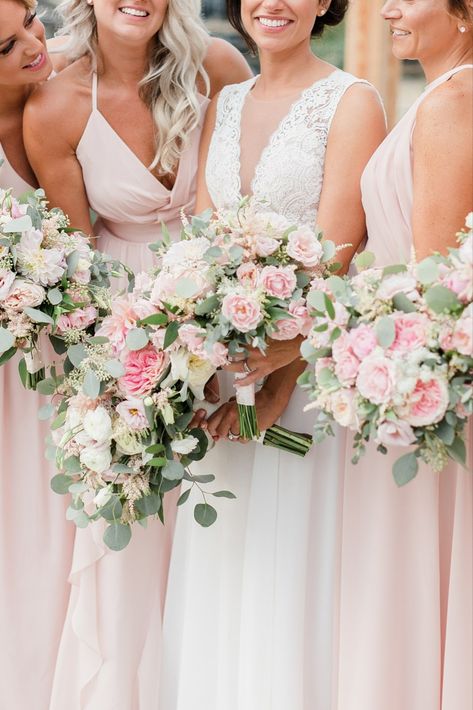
224,336,304,387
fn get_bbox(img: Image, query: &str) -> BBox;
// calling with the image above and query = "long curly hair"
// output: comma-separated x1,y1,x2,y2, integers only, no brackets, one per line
57,0,210,174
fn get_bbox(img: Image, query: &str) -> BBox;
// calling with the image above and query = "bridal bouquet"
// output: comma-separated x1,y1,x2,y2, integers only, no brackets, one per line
46,278,234,551
148,197,342,452
299,215,473,485
0,188,115,388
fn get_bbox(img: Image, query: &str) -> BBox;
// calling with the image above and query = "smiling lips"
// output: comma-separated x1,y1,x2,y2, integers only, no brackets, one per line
390,28,410,37
257,16,291,29
119,6,150,16
23,52,46,71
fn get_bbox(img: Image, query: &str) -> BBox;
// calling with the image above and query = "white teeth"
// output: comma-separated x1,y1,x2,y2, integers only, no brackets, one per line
258,17,290,27
391,30,410,36
27,54,42,67
119,7,148,16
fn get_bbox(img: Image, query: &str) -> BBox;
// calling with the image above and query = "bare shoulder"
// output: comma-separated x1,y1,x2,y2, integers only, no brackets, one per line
25,57,92,146
339,80,385,117
416,70,473,136
331,79,386,138
203,37,253,96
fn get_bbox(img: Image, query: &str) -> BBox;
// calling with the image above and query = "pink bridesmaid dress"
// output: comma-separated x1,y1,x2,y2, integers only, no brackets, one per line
0,145,75,707
335,65,473,710
49,73,209,710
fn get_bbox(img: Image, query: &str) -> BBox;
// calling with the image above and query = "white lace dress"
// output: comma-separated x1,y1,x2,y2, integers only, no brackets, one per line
161,70,366,710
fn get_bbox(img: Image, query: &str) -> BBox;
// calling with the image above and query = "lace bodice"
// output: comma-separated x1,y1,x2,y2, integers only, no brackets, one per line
206,70,367,227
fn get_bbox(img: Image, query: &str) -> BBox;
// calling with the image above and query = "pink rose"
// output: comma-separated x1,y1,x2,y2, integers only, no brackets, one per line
450,311,473,356
330,388,359,429
439,265,472,304
271,300,311,341
178,324,206,356
96,295,155,354
348,324,377,360
259,265,297,299
56,306,97,333
116,398,149,431
119,344,168,396
236,262,259,288
286,227,323,268
315,357,334,380
405,374,449,427
221,293,262,332
356,355,396,405
209,342,228,368
390,313,428,353
3,279,45,313
332,331,353,361
375,420,417,447
0,269,15,301
254,235,280,257
334,351,360,385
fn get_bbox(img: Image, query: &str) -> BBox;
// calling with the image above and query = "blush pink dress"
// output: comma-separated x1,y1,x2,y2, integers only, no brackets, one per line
335,65,473,710
49,73,209,710
0,145,75,707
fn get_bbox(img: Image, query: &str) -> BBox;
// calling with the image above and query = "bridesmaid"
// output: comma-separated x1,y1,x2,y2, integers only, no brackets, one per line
336,2,472,709
23,1,251,707
0,1,75,707
160,1,386,709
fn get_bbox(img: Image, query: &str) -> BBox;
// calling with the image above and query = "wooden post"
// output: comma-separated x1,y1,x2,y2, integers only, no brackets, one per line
344,0,401,128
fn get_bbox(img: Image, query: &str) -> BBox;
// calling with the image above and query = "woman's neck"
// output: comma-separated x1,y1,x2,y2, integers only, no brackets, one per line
421,43,473,84
256,42,331,97
96,31,150,85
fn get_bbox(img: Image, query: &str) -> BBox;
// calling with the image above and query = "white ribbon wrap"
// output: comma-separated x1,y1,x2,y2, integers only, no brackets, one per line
24,348,44,374
234,373,255,406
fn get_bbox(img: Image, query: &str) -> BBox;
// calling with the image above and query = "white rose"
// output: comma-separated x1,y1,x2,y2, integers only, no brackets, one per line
375,420,417,448
80,443,112,474
330,389,359,429
376,273,418,301
83,407,113,445
0,269,15,300
3,278,45,313
171,435,199,455
93,486,113,507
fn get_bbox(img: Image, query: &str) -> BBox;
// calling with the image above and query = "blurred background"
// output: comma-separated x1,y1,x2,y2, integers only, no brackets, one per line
42,0,424,126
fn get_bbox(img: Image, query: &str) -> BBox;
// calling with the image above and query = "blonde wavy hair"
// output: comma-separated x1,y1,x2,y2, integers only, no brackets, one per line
57,0,210,174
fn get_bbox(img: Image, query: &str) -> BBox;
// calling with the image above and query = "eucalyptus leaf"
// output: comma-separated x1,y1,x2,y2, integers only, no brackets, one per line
51,410,67,431
425,285,460,314
0,328,15,354
392,293,417,314
51,474,72,495
135,492,161,517
163,320,180,349
392,452,419,487
447,436,467,466
66,250,80,277
382,264,407,276
48,287,63,305
139,313,168,327
83,369,100,398
194,295,219,316
354,251,375,271
24,307,54,325
103,523,132,551
36,378,57,396
177,488,191,506
162,460,185,481
212,490,236,499
126,328,149,351
104,359,126,378
190,473,215,484
435,419,455,446
0,347,16,366
300,339,316,361
67,343,88,367
416,256,439,285
194,503,218,527
175,278,201,299
321,239,336,262
100,497,123,522
63,456,82,473
375,316,396,348
307,289,327,313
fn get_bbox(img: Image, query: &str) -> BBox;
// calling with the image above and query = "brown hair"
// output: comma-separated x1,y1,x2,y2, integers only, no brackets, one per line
226,0,349,53
448,0,473,21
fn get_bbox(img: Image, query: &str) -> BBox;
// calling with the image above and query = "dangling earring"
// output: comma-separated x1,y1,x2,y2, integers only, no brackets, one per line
459,25,467,32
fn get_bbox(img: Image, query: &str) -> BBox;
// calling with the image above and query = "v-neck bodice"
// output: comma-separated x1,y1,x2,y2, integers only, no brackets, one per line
0,142,33,197
76,73,209,247
206,70,368,227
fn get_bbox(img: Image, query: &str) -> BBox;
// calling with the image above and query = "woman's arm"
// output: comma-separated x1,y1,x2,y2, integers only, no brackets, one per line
194,95,219,213
412,75,473,259
23,75,94,236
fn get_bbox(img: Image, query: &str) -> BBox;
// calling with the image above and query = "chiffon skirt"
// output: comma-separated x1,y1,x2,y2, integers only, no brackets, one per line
0,352,75,708
161,374,347,710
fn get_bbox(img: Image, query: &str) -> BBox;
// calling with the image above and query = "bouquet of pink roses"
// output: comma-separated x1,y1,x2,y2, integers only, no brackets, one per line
0,188,117,388
147,197,343,450
299,215,473,485
46,275,234,551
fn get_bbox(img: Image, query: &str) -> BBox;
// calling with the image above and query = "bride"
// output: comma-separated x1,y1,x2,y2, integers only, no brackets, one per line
160,1,386,708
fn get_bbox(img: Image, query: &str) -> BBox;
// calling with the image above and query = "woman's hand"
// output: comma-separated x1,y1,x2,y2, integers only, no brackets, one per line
224,336,303,387
204,381,293,442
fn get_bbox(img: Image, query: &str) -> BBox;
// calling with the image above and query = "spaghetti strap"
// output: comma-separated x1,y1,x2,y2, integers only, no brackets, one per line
91,71,98,111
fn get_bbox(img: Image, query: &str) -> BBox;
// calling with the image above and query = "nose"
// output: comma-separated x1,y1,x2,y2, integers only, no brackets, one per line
380,1,401,20
22,33,44,60
260,0,285,12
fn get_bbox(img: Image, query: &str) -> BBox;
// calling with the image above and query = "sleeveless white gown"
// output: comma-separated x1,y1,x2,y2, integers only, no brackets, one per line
160,70,368,710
